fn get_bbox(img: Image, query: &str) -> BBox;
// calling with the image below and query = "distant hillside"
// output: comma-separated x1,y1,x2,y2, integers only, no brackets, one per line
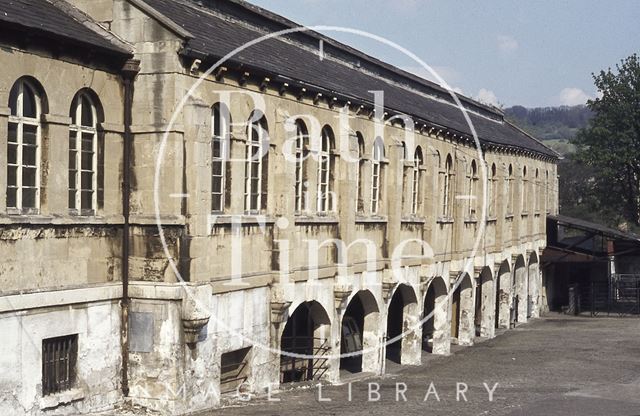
504,105,592,155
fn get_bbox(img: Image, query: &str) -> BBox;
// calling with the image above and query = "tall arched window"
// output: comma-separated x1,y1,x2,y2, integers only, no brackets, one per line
521,166,528,213
317,126,334,213
441,154,454,217
211,103,231,213
8,79,42,211
355,132,365,214
489,163,497,217
371,138,385,214
69,91,100,214
467,160,478,219
506,164,514,216
411,147,423,215
245,111,269,213
294,119,309,213
401,142,408,213
545,170,550,214
534,168,540,212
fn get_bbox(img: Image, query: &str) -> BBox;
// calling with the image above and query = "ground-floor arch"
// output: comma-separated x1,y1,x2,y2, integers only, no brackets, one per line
280,301,332,383
422,276,450,355
514,255,528,324
451,273,475,346
385,284,419,365
340,290,380,374
475,267,495,338
496,260,511,329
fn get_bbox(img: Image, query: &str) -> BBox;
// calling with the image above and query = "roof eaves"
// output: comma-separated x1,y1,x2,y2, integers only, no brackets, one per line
47,0,133,56
130,0,195,40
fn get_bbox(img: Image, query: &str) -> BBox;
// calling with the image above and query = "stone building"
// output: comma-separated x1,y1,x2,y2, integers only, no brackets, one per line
0,0,558,414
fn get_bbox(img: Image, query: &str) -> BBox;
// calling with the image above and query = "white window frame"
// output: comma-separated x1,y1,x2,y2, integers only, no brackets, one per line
410,150,422,215
370,140,383,215
355,134,365,214
317,127,333,213
7,79,41,213
211,103,229,213
69,93,98,215
294,120,307,213
467,160,478,219
244,116,266,213
442,155,453,218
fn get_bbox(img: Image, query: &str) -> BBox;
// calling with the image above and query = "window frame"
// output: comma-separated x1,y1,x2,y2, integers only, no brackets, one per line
244,113,268,214
211,103,231,214
317,126,334,213
68,92,99,215
294,120,308,213
7,79,42,213
410,148,423,215
370,138,384,215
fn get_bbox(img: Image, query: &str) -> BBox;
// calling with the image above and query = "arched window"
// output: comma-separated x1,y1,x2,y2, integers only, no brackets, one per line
8,79,42,211
294,119,309,213
411,147,423,215
371,138,384,214
521,166,528,213
401,142,408,213
355,132,365,214
244,111,269,213
69,91,100,214
211,103,231,213
441,154,454,217
506,164,514,216
489,163,497,217
467,160,478,219
534,168,540,212
317,126,334,213
545,170,550,214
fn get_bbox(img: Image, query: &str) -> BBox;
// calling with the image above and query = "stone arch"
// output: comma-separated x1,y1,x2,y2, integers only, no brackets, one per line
514,255,527,324
451,273,474,346
495,260,511,329
385,284,419,365
528,251,540,318
475,267,495,339
340,290,381,374
280,301,332,384
422,276,450,355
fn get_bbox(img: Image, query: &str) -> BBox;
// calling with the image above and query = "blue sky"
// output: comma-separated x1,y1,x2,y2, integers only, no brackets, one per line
247,0,639,108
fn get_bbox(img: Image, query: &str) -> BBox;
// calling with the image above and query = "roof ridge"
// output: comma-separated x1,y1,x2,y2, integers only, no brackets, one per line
46,0,133,54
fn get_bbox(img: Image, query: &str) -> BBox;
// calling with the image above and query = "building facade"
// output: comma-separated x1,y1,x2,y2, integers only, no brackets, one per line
0,0,558,414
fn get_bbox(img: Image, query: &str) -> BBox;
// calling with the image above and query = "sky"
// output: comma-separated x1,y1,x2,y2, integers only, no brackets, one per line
246,0,639,108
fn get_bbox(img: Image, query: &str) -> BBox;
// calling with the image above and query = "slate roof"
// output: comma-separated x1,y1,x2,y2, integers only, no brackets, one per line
142,0,557,158
549,215,640,243
0,0,132,56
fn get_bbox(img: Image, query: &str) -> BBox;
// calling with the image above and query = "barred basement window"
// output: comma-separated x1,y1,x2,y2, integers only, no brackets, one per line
212,103,231,213
7,78,42,212
42,335,78,396
69,92,99,214
220,347,251,394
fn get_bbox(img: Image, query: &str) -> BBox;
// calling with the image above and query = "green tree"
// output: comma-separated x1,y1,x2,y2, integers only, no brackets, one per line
572,54,640,229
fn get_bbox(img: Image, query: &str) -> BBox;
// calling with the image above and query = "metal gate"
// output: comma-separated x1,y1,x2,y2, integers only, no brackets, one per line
584,274,640,316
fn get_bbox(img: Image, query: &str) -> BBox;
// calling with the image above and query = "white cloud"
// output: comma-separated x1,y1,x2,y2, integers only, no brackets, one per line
558,87,592,106
497,35,518,52
475,88,499,107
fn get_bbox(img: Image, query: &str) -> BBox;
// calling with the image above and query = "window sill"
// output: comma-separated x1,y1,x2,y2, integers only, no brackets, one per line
534,211,541,217
40,388,84,410
521,212,529,218
295,215,339,225
210,215,276,226
401,216,425,224
463,218,478,224
486,217,498,223
505,214,514,220
436,217,454,224
355,215,388,224
0,214,125,225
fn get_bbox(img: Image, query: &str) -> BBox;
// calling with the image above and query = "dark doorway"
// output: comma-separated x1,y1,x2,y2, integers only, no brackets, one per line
340,295,365,373
385,290,404,363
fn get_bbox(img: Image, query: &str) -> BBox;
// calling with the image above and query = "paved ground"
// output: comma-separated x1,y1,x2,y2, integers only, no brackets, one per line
209,314,640,416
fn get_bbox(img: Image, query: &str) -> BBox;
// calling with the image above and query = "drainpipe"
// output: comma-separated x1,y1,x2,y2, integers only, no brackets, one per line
121,59,140,397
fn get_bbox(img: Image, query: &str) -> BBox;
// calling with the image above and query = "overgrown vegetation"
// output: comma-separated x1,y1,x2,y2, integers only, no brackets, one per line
506,54,640,232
